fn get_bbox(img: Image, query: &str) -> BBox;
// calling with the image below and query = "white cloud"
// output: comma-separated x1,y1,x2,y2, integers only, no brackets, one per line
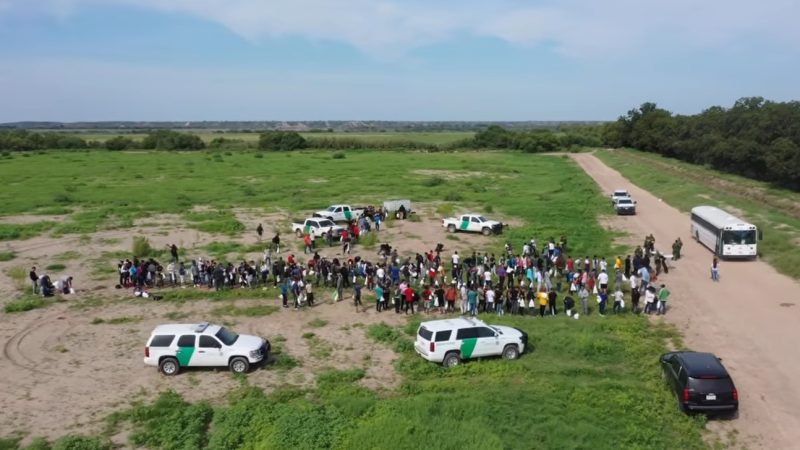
1,0,799,58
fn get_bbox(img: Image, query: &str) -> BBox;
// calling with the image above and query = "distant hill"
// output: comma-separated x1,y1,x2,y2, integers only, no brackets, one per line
0,120,605,132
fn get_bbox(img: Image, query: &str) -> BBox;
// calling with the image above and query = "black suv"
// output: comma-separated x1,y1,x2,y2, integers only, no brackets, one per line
660,351,738,413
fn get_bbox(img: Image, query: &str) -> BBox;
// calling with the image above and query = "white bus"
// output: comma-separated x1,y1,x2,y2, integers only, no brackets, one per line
690,206,759,259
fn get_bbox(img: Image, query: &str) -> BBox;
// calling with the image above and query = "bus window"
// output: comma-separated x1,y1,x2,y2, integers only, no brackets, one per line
722,230,756,245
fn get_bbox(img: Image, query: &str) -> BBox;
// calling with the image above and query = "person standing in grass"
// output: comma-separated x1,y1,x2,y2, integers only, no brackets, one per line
434,283,445,314
613,288,624,314
305,280,315,307
445,282,457,313
657,284,670,315
598,289,608,316
711,257,720,281
578,285,589,315
484,285,496,312
644,286,656,314
624,255,632,279
29,267,39,295
353,280,363,312
467,284,478,316
548,288,558,316
272,232,281,254
374,284,384,312
256,223,263,241
404,285,415,314
538,288,548,317
303,233,312,255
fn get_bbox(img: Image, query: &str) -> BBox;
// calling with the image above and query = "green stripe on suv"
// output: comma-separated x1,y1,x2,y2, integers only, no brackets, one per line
460,220,470,230
460,338,477,358
176,346,195,366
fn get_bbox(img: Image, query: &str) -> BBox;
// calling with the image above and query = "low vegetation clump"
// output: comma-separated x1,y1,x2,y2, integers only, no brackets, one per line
44,263,66,272
4,295,47,313
0,251,15,261
131,235,154,258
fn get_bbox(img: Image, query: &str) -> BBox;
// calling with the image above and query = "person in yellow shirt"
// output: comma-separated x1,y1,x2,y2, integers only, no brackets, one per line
537,288,549,317
614,256,622,271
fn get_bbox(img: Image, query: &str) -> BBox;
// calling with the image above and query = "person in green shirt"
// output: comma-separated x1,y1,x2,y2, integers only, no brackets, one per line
657,284,670,315
467,285,478,316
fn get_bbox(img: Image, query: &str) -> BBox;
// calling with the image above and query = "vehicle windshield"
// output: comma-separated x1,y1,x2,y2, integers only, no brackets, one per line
477,216,487,222
614,191,628,197
318,220,334,227
215,327,239,346
722,230,756,245
618,199,633,205
326,206,336,212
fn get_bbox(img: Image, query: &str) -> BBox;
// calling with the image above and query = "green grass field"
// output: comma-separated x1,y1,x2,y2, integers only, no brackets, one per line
0,149,711,449
66,131,474,145
0,150,619,258
596,149,800,279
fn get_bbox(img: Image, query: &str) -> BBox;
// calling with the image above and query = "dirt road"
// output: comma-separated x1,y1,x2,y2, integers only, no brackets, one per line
571,153,800,449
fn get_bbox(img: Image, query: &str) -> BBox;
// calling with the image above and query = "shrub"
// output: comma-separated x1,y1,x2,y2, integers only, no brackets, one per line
0,251,15,261
45,263,66,272
5,296,47,313
105,136,136,151
258,131,307,151
332,151,346,159
131,236,153,258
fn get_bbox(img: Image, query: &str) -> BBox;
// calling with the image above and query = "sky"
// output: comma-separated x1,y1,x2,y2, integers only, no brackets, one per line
0,0,798,121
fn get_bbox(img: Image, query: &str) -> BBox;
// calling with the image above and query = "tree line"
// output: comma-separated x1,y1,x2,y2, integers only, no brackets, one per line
602,97,800,189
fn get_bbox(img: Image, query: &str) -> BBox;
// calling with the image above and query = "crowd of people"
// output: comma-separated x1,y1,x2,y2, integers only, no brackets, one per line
114,234,674,318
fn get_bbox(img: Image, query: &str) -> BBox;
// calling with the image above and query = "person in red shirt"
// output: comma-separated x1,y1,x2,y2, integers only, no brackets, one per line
340,229,350,255
404,286,415,314
422,285,432,313
303,233,312,254
287,254,295,266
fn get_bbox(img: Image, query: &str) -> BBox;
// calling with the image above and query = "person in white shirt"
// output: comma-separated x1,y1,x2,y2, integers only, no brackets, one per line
597,270,609,291
613,289,624,313
485,287,495,313
483,269,492,288
451,251,460,267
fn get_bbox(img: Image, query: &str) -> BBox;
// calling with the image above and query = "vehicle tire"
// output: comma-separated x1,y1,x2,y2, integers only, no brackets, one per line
502,344,519,360
443,352,461,368
229,356,250,374
295,229,303,238
447,224,456,233
159,357,180,376
481,227,491,236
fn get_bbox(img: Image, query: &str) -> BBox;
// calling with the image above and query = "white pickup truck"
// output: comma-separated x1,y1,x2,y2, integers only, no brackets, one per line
442,214,503,236
611,189,631,205
291,218,344,239
312,204,365,222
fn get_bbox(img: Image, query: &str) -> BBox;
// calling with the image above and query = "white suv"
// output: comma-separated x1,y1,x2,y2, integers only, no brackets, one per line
144,322,269,376
414,318,528,368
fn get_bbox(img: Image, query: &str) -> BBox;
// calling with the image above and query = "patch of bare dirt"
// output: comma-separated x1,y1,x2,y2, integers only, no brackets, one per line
0,215,69,225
